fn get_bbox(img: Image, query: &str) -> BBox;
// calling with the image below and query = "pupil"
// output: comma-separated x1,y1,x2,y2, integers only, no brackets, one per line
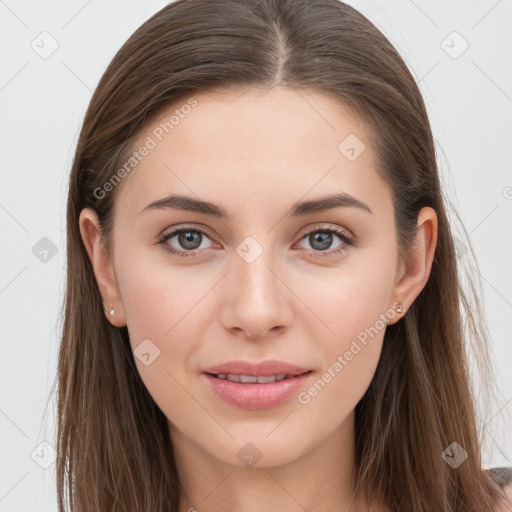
311,232,331,251
180,231,201,249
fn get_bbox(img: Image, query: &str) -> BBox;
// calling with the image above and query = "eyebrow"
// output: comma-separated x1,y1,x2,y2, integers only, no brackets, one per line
139,192,373,218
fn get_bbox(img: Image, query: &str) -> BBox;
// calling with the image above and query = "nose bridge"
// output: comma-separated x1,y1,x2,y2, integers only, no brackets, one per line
234,233,279,305
224,232,291,338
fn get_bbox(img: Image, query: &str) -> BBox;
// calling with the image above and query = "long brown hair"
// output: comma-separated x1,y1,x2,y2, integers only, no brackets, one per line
53,0,510,510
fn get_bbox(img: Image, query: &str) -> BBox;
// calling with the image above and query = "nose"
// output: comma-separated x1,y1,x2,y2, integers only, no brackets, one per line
221,247,294,341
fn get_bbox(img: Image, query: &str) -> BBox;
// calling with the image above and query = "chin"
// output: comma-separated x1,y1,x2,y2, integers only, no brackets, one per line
204,430,310,469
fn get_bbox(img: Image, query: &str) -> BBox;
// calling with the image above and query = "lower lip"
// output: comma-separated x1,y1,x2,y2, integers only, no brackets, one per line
202,372,313,410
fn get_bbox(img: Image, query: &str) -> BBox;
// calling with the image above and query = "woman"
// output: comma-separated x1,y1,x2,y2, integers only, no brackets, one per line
56,0,512,510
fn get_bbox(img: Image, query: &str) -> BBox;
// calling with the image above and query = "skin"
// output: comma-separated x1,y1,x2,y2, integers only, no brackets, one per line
79,85,438,512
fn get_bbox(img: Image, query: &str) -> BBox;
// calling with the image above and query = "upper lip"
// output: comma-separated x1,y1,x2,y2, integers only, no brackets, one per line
203,359,312,377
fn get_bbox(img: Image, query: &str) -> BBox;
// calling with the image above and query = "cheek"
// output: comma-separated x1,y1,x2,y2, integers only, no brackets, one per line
295,258,395,342
116,240,187,343
296,290,389,416
118,266,201,418
122,277,195,364
292,257,395,394
116,251,215,389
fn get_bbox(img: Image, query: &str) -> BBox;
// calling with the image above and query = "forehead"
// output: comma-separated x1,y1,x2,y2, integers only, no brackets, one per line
115,86,391,222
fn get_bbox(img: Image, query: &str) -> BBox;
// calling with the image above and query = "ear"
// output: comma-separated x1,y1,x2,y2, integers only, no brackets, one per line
387,206,438,325
78,208,126,327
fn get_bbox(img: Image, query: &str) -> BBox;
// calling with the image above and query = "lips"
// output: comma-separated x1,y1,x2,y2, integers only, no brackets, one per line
201,359,314,409
203,359,311,378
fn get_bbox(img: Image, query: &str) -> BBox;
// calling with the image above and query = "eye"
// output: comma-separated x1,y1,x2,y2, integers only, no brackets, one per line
157,223,355,259
295,224,355,259
157,225,216,257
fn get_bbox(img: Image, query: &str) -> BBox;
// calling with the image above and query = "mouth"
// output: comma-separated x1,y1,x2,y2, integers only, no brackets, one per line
204,371,312,384
202,370,314,410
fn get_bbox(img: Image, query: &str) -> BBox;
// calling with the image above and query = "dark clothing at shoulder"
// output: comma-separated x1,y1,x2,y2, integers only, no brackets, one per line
487,467,512,488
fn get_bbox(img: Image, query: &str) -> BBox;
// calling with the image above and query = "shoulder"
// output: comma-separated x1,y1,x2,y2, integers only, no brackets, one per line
496,484,512,512
501,483,512,511
487,467,512,511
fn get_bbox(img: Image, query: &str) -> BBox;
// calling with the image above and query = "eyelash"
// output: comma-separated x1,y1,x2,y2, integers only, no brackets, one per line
156,224,355,259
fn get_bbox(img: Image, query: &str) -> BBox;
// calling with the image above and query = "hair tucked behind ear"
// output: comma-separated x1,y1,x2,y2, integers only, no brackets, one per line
53,0,510,510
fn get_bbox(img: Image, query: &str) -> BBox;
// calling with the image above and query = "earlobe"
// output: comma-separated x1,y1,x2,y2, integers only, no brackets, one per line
78,208,126,327
388,206,438,324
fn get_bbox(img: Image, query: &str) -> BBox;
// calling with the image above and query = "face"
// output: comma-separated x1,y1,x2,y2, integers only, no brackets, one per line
82,85,423,469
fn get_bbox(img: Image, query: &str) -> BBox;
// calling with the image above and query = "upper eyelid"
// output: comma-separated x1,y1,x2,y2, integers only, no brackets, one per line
161,223,216,242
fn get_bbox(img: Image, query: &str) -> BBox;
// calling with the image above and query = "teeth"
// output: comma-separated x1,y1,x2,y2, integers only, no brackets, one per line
215,373,289,383
240,375,258,383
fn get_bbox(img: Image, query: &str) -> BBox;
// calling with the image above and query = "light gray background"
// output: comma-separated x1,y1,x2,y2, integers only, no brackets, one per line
1,1,511,510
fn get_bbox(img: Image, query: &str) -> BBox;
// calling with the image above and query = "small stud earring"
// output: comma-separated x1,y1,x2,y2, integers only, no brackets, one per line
386,302,404,325
108,303,115,317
